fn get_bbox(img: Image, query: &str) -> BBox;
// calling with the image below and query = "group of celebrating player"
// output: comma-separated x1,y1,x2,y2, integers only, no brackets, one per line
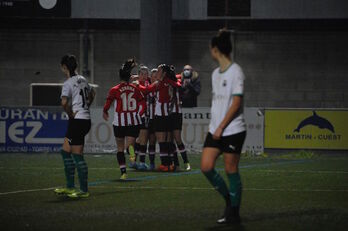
55,56,191,196
103,59,191,180
56,28,246,225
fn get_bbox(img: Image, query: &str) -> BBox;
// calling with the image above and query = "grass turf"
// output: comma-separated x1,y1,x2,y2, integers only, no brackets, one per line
0,152,347,231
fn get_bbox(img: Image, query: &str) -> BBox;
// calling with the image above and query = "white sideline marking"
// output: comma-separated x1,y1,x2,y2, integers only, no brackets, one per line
0,187,56,195
92,185,348,193
252,170,348,174
0,167,116,170
1,185,347,196
1,167,348,174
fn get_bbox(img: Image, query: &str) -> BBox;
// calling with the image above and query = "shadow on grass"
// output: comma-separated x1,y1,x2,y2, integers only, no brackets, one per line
205,208,336,230
113,179,141,182
46,195,89,203
205,223,245,231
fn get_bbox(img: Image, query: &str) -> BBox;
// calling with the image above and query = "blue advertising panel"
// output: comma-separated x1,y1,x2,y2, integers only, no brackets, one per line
0,107,67,153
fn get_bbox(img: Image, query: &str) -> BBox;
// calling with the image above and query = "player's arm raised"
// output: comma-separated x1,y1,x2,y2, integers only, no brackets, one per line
138,81,159,94
166,78,182,88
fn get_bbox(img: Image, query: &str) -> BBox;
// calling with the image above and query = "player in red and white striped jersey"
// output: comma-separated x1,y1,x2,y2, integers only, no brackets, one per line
168,75,191,171
153,64,181,171
133,65,158,170
103,58,143,180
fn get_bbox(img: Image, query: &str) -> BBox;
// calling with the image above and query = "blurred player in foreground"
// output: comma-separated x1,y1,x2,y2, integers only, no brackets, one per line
54,54,95,198
201,29,246,224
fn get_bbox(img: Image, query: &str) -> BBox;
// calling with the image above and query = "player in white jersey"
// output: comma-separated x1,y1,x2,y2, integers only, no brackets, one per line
201,29,246,224
54,54,95,199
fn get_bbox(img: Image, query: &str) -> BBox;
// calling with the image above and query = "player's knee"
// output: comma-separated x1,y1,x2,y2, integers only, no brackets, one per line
224,163,238,174
200,160,213,172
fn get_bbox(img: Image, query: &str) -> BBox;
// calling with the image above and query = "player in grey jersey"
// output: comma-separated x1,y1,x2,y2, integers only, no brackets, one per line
54,54,95,199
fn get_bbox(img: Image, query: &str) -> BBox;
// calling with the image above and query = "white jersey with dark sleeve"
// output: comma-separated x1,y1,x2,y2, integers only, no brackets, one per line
209,62,246,136
61,75,92,120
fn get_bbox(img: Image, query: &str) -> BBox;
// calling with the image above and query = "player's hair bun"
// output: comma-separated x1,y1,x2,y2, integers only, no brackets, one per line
159,64,176,81
211,28,232,57
218,29,231,41
120,58,136,81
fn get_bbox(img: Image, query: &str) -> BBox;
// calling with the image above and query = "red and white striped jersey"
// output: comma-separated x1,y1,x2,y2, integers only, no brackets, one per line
154,78,181,117
171,87,182,114
137,80,157,118
103,82,144,126
148,91,156,119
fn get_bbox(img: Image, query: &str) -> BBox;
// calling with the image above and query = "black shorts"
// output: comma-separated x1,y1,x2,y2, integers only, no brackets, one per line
169,113,183,131
65,119,91,145
148,119,156,134
113,125,140,138
138,117,149,130
203,131,246,154
153,115,171,132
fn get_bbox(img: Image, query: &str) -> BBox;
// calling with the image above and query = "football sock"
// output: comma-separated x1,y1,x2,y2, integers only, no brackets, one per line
72,154,88,193
148,144,156,165
61,150,75,188
178,143,189,163
227,172,242,207
139,145,147,163
165,142,172,166
134,142,140,161
171,143,180,166
203,169,230,205
159,142,168,166
117,151,127,174
168,142,173,165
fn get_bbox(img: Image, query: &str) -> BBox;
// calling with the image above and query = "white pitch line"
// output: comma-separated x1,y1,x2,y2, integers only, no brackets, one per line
0,167,117,170
1,185,347,196
0,187,56,196
1,167,348,174
90,185,348,193
251,170,348,174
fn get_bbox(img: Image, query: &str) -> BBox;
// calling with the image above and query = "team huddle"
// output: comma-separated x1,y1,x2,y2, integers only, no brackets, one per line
55,29,246,225
103,59,191,180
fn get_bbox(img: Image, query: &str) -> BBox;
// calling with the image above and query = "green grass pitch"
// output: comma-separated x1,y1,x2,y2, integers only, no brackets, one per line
0,152,347,231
